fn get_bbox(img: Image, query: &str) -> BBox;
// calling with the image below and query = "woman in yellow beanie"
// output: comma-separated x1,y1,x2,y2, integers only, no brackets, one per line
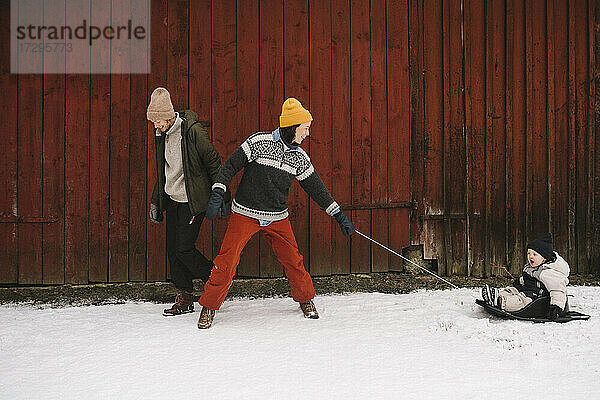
196,97,355,328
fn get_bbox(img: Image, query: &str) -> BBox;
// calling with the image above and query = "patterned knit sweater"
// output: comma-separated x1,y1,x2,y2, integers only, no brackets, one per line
212,129,339,221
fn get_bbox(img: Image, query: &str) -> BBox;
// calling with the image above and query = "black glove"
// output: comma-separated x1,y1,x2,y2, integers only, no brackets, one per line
149,203,163,223
220,188,232,217
334,211,355,236
206,187,225,220
547,305,563,321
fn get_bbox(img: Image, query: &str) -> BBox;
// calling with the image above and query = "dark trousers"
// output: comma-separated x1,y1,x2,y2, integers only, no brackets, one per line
166,199,213,293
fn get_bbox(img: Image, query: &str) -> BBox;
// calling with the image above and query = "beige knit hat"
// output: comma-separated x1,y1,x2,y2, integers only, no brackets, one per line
147,87,175,121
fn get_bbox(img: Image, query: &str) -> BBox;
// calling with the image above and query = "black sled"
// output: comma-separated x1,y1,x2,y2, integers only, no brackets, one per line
476,296,590,323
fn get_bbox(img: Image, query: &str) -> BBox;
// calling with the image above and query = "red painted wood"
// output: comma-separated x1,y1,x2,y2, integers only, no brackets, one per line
574,0,590,273
308,0,333,276
64,0,91,284
567,0,578,269
16,0,43,285
549,0,570,262
283,0,310,276
235,0,260,277
486,0,506,273
591,0,600,274
370,0,389,273
190,0,214,266
408,0,424,249
387,0,410,271
422,0,445,273
146,0,168,282
42,49,66,284
129,84,148,281
211,0,237,274
445,0,466,275
108,0,132,282
331,0,352,275
0,5,18,284
526,0,549,240
258,0,284,278
350,0,371,274
506,0,527,275
464,0,486,277
167,0,189,110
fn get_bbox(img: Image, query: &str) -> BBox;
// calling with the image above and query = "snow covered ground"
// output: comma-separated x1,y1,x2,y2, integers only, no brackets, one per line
0,286,598,400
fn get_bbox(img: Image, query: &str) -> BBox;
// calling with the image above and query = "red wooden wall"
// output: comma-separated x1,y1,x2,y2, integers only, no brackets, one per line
0,0,599,285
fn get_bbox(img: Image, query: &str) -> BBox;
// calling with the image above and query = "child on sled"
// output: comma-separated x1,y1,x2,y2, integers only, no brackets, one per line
481,233,570,321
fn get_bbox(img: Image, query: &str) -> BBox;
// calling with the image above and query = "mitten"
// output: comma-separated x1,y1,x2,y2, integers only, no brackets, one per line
334,211,355,236
205,187,225,220
149,203,163,223
547,305,563,321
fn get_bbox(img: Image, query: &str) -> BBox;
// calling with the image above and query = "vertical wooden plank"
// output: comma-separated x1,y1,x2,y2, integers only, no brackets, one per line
211,0,237,271
444,0,466,275
409,0,425,249
109,0,131,282
567,0,577,270
331,0,352,275
235,0,261,277
370,0,389,273
464,0,486,277
167,0,189,109
309,0,333,276
506,0,527,274
259,0,284,277
485,0,506,274
549,0,570,264
422,0,445,274
128,0,150,282
146,0,168,282
190,0,213,267
350,0,371,274
574,0,590,273
526,0,549,239
64,0,91,284
17,0,43,284
42,0,66,284
592,0,600,274
0,4,18,284
283,0,310,275
387,0,411,272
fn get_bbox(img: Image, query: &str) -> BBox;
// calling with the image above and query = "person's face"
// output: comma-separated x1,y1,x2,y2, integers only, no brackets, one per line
292,121,311,145
151,119,170,133
527,249,545,268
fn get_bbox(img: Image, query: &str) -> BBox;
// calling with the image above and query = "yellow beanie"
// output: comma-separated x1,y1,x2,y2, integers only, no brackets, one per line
279,98,313,127
147,87,176,121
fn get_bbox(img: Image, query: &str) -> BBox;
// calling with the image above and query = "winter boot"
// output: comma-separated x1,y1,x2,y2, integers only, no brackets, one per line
300,300,319,319
163,290,195,316
197,306,215,329
481,284,498,307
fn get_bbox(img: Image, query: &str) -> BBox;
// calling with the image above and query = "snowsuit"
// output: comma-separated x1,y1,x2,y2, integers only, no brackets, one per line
152,110,222,292
199,129,341,310
498,252,570,312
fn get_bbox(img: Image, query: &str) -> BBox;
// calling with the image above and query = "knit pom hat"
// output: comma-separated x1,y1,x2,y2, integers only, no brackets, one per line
279,98,313,128
147,87,176,121
527,232,554,261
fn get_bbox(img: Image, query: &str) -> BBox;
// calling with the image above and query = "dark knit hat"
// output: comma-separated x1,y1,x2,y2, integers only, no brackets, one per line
527,232,554,261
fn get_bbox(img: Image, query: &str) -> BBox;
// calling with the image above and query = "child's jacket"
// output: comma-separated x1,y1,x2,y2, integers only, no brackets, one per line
516,252,570,309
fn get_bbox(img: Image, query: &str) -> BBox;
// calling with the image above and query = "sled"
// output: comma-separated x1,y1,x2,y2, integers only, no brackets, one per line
476,296,590,323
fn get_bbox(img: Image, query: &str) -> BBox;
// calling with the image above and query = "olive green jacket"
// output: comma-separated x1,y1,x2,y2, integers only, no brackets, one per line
151,110,222,216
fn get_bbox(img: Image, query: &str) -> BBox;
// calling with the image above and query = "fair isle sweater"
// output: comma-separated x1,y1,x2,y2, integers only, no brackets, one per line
212,129,339,221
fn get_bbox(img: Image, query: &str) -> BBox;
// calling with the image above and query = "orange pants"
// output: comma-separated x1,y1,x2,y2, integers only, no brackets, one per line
199,213,316,310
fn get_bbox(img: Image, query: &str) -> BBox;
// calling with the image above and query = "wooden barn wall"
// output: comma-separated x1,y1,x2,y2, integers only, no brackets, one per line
0,0,598,285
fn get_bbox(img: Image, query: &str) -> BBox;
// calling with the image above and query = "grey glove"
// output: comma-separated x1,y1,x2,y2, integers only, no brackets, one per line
149,203,163,223
334,211,355,236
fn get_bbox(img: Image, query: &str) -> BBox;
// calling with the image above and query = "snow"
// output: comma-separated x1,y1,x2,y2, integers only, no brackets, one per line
1,286,598,400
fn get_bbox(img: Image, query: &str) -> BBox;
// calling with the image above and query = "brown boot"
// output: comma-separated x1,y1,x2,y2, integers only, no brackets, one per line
197,306,216,329
163,290,195,316
300,300,319,319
